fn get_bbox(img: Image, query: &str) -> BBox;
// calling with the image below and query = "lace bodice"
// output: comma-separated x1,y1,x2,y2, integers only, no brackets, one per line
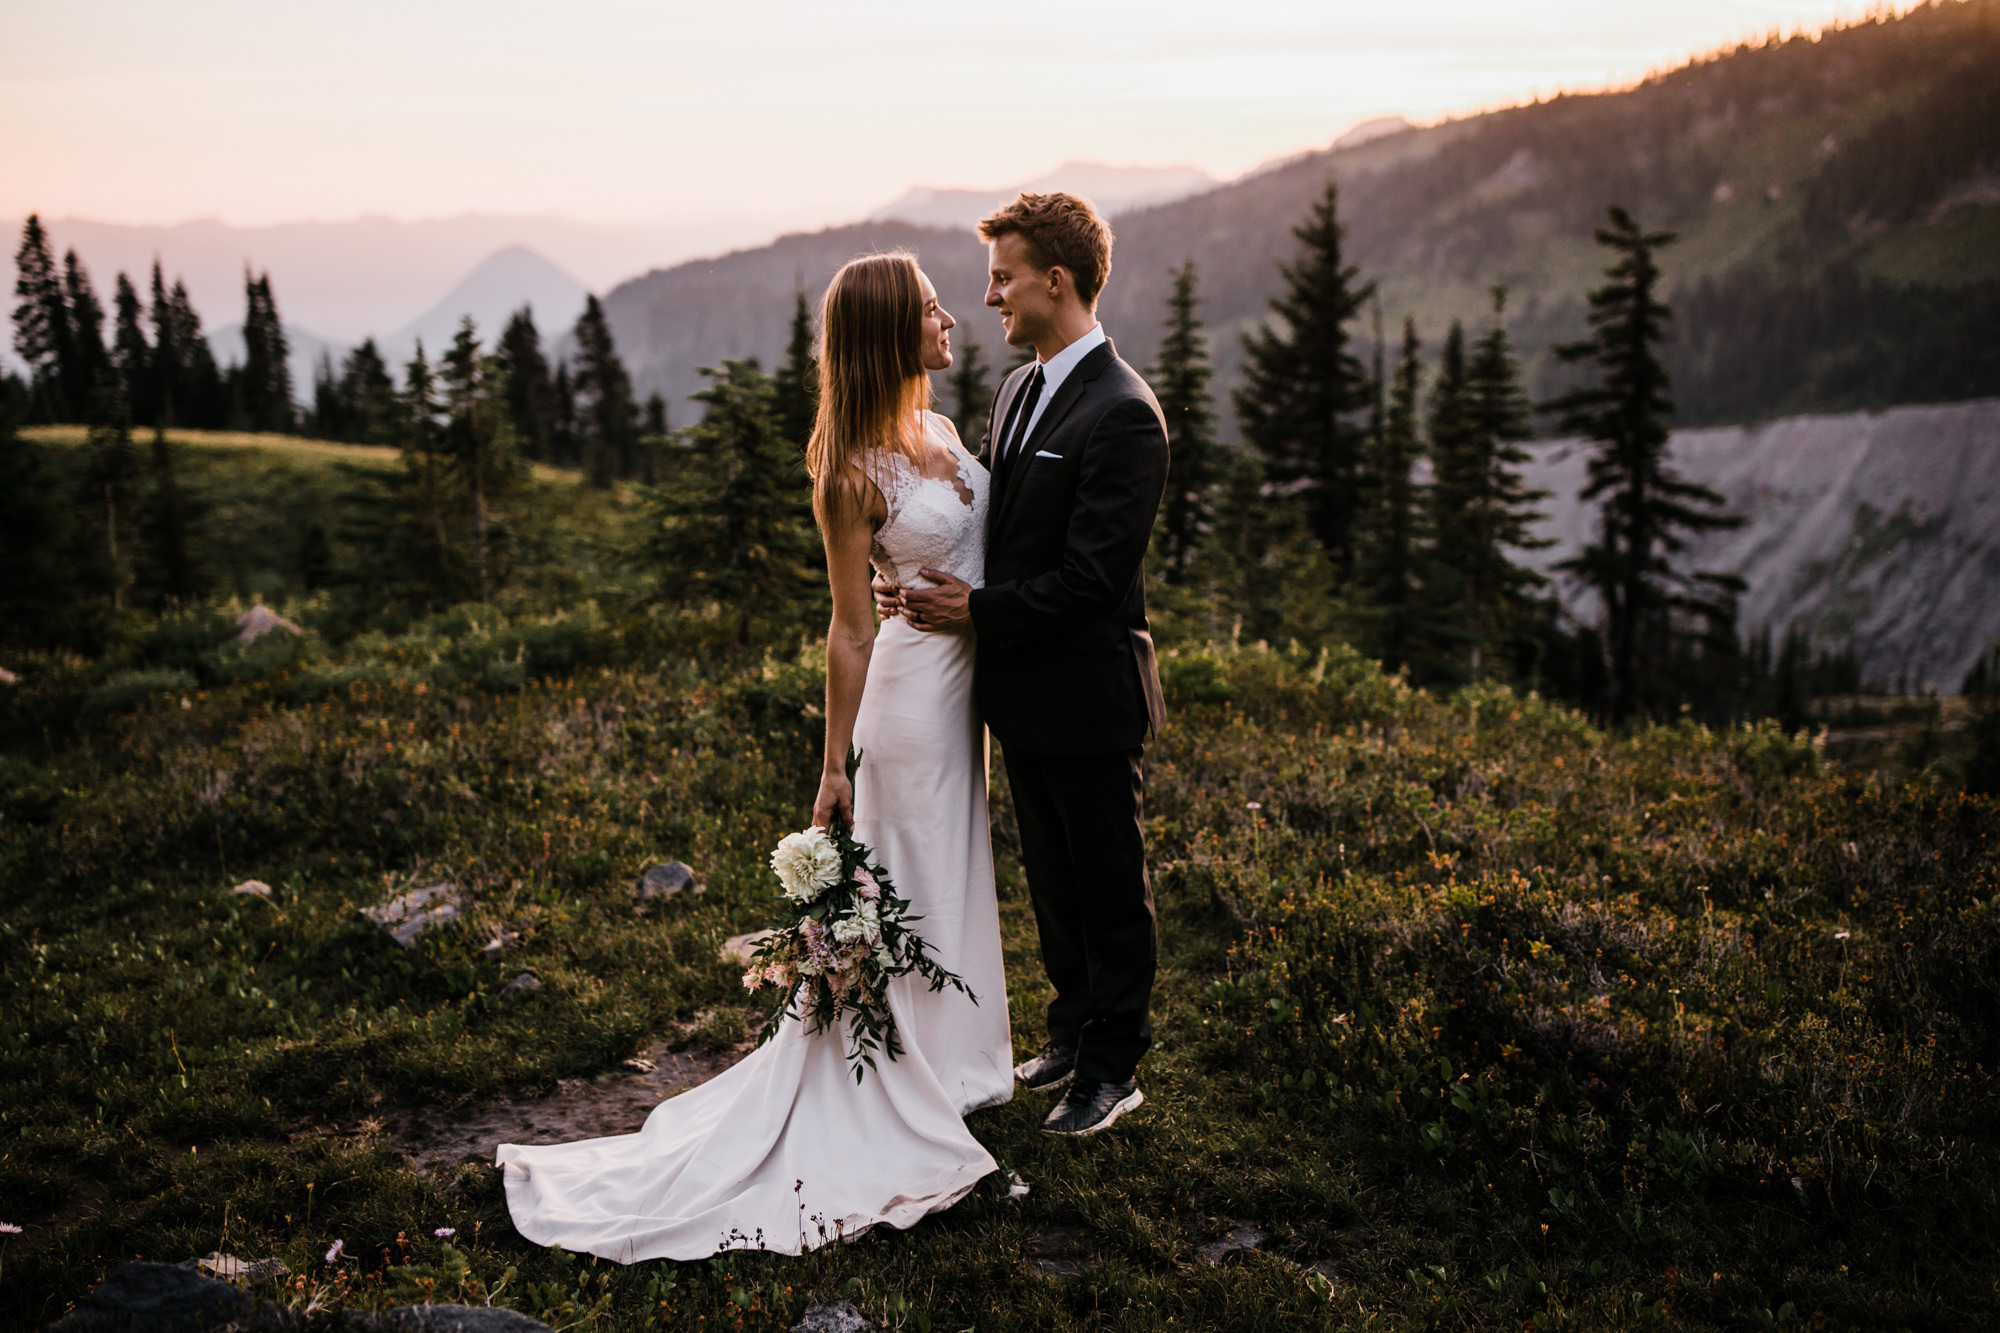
863,412,988,590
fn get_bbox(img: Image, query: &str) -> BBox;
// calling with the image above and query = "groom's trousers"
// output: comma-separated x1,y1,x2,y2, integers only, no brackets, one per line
1002,745,1156,1084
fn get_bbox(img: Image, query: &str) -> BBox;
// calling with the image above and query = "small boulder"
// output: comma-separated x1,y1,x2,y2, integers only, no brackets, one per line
1195,1218,1267,1265
497,971,541,1003
719,930,774,967
378,1306,554,1332
186,1251,287,1281
621,1057,657,1073
232,606,302,645
361,883,461,948
635,861,700,910
791,1302,874,1333
47,1261,246,1332
228,880,273,899
0,666,18,685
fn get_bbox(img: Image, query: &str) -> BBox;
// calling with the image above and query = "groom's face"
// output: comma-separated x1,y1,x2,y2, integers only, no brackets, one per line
985,234,1058,351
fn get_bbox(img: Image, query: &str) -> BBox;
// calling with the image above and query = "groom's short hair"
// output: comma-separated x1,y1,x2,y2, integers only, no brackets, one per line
978,192,1113,308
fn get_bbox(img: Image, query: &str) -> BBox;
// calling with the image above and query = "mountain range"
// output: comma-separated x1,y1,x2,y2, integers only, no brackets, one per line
597,0,2000,427
869,162,1220,232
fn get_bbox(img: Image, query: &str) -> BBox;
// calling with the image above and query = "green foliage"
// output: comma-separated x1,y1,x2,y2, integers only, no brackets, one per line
1149,260,1224,583
1546,207,1743,722
641,360,822,652
770,289,818,453
2,639,1995,1329
1235,182,1378,578
947,339,995,447
572,296,640,489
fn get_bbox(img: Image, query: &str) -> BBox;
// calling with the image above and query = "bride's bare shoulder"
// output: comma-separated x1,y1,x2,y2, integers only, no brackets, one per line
927,410,963,442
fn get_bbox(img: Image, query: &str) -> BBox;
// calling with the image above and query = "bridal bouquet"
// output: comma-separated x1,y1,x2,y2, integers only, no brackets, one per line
743,819,975,1081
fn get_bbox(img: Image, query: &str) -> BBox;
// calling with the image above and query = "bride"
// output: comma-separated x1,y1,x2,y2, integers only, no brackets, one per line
496,252,1012,1262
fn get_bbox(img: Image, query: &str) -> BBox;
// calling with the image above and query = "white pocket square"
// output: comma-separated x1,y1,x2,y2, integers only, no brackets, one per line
1034,449,1063,459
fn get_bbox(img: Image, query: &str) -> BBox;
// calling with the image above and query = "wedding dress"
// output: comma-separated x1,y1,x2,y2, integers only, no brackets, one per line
497,412,1011,1261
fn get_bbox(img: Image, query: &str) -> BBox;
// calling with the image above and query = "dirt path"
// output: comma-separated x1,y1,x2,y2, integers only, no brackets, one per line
387,1037,748,1174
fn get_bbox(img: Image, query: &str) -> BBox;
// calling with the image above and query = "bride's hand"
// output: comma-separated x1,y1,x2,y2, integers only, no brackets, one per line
871,575,905,620
812,772,854,830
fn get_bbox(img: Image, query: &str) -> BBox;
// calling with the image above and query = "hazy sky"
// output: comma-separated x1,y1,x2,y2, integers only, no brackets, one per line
2,0,1908,232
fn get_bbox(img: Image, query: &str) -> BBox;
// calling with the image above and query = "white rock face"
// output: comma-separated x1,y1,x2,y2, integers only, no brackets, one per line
1519,398,2000,693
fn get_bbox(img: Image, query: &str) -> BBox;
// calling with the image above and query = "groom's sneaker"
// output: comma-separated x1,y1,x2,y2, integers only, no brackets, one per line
1041,1076,1143,1136
1013,1042,1076,1092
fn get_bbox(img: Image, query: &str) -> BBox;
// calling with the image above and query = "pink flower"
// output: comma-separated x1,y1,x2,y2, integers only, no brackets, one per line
852,868,880,901
742,968,764,991
324,1239,344,1263
434,1227,455,1238
0,1223,21,1235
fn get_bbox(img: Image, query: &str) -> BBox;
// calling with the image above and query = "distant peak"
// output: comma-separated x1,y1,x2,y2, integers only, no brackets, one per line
1331,116,1414,151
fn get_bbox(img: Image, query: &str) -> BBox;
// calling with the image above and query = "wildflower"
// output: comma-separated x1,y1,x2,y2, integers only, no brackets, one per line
0,1223,21,1234
434,1227,455,1238
742,969,764,992
1246,801,1262,810
1834,930,1850,940
324,1239,344,1263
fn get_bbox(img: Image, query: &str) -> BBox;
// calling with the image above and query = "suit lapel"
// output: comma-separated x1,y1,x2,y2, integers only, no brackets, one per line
992,340,1115,535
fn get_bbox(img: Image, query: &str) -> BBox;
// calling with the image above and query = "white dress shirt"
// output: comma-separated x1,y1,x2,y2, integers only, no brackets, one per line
1017,322,1105,444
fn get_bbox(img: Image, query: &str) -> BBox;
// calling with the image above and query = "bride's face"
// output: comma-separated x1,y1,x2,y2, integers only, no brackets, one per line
918,271,955,372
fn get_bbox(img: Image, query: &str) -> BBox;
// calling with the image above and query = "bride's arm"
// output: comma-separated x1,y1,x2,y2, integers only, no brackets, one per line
812,473,886,829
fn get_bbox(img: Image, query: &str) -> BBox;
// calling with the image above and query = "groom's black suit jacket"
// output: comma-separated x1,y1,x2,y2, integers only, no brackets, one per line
968,339,1169,756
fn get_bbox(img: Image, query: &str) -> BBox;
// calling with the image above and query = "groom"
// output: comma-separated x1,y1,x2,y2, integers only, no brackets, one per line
900,192,1169,1137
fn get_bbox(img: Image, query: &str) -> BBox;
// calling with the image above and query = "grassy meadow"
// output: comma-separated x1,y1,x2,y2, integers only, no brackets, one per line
2,437,1998,1331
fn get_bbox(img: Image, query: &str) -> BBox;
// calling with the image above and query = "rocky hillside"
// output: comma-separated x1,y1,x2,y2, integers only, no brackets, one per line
600,0,2000,427
1519,397,2000,693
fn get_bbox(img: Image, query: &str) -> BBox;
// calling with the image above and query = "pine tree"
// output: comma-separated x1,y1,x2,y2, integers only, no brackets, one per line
399,342,453,583
139,424,199,608
82,383,141,608
63,251,112,416
12,215,76,422
1202,445,1342,649
1354,318,1431,673
640,392,670,486
571,295,639,486
550,363,580,469
337,340,396,443
771,289,819,452
151,266,223,428
948,340,995,446
439,317,523,603
111,273,154,427
497,308,555,462
1546,208,1742,721
240,271,293,432
646,360,819,649
1431,289,1551,676
1234,182,1377,576
1150,260,1223,583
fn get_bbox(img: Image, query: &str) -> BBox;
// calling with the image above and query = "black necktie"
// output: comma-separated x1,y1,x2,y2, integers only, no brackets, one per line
999,365,1045,469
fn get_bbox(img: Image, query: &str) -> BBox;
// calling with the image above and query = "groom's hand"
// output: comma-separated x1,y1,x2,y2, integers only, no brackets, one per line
903,569,973,633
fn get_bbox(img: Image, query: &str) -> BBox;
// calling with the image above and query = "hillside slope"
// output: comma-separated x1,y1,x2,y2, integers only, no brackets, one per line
1519,397,2000,693
602,0,2000,429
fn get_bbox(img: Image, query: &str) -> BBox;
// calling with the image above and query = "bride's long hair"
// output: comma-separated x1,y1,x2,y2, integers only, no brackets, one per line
807,251,933,524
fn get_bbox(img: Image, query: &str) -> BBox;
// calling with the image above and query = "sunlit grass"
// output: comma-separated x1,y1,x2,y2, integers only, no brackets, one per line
22,425,581,485
3,640,1995,1330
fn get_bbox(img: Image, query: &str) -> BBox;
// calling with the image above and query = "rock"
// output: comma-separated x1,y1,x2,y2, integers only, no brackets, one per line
497,971,541,1002
228,880,273,899
361,884,461,948
791,1301,874,1333
49,1260,555,1333
621,1057,657,1073
719,930,774,967
378,1307,554,1332
479,928,519,957
184,1251,287,1281
232,606,302,645
635,861,700,909
47,1261,247,1332
0,666,18,685
1195,1218,1268,1265
1029,1225,1083,1279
